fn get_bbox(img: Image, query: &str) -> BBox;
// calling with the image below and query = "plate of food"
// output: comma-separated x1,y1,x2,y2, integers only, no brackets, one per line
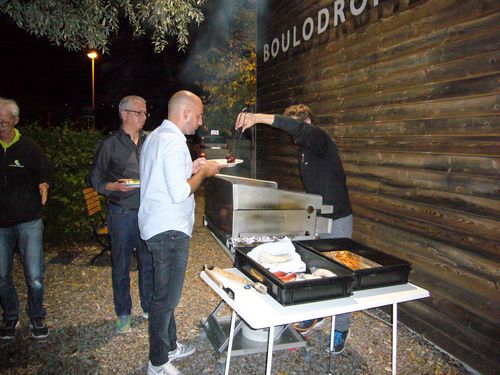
119,179,140,188
211,158,244,168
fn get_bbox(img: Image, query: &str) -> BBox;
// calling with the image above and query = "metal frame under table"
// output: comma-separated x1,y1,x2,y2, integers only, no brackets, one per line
200,268,430,375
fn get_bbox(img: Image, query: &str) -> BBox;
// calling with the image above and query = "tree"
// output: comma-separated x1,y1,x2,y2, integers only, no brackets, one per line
0,0,206,52
183,0,256,135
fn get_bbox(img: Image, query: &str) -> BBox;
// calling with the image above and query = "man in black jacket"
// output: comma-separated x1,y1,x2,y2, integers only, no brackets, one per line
0,98,53,339
236,104,352,353
88,95,153,334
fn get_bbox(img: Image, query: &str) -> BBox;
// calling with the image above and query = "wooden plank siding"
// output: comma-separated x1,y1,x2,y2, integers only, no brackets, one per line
256,0,500,373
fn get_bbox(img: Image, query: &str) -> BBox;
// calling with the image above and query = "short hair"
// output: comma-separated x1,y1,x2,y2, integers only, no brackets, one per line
283,104,315,125
118,95,146,114
0,98,20,117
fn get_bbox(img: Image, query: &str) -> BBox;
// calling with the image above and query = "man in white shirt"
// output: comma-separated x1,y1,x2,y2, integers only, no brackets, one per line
139,90,222,375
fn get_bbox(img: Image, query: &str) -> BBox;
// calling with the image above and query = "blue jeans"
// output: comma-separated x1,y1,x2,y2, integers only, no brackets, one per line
0,218,45,320
108,202,154,317
146,230,190,366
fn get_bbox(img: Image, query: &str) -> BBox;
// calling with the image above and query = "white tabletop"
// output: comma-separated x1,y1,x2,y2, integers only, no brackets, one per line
201,268,429,329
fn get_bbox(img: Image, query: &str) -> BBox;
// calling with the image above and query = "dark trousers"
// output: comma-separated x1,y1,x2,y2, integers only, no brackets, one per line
146,230,190,366
108,202,154,317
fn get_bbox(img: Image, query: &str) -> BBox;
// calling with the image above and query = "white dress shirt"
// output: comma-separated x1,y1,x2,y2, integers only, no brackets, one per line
138,119,194,240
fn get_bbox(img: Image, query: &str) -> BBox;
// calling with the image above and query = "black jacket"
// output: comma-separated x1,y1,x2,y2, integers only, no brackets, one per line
88,127,147,209
0,134,54,227
272,115,352,220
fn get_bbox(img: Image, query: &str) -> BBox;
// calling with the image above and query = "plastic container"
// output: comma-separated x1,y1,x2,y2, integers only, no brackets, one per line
296,238,411,290
233,245,355,306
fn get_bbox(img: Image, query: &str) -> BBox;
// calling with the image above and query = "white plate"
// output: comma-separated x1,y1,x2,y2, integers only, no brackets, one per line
211,158,244,168
119,180,140,188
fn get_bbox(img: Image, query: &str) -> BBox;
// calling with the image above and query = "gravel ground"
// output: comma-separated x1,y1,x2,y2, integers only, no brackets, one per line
1,191,469,375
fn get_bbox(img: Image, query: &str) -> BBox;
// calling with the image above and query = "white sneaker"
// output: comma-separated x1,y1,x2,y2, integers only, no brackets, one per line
168,342,196,361
147,360,182,375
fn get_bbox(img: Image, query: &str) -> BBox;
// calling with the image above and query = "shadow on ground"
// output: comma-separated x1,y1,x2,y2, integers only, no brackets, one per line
0,318,118,374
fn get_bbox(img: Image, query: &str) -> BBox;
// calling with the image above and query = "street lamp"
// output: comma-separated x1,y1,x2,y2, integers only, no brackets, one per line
87,50,99,126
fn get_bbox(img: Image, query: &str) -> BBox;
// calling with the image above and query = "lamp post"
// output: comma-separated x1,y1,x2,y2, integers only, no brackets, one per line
87,50,98,126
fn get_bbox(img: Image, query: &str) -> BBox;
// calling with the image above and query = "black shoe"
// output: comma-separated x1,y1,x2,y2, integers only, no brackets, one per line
30,318,49,339
0,319,19,340
333,329,350,354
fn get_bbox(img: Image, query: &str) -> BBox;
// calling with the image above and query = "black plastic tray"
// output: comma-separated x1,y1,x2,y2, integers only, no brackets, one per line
296,238,411,290
233,245,355,306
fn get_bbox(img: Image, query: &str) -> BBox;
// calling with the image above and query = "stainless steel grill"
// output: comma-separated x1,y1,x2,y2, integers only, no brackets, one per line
204,174,329,258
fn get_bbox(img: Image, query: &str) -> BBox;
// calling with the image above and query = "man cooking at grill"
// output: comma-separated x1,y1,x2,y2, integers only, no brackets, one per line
139,90,222,375
235,104,353,354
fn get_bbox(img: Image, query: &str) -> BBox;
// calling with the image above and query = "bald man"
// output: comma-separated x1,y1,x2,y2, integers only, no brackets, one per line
139,90,222,375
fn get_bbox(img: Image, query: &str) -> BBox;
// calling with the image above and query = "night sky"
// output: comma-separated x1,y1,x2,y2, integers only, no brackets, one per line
0,0,246,133
1,16,87,122
0,14,198,132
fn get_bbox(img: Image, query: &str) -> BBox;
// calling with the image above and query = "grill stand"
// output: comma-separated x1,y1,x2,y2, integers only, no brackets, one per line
201,300,307,362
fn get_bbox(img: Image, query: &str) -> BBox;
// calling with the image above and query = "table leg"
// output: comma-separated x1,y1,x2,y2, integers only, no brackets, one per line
392,303,398,375
265,325,275,375
328,315,336,375
224,310,237,375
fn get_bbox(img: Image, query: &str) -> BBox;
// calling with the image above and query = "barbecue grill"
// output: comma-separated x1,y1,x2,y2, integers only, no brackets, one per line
204,174,328,255
202,174,337,357
201,174,410,360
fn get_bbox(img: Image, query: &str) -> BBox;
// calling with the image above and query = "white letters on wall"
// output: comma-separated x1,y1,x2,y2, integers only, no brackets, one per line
334,0,346,26
262,0,381,62
318,8,330,35
350,0,368,16
302,17,314,41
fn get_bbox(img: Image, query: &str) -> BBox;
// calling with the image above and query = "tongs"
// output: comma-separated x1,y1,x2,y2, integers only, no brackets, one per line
228,107,247,161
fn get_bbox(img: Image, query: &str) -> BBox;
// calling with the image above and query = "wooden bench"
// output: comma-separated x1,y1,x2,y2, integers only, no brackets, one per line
82,187,111,265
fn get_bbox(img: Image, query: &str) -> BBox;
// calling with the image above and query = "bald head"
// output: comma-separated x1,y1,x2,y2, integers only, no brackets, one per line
168,90,203,135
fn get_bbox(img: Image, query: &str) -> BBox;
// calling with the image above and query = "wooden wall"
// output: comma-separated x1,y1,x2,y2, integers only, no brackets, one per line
255,0,499,373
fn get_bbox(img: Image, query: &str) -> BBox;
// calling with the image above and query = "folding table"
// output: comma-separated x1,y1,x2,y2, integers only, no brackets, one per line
201,268,430,375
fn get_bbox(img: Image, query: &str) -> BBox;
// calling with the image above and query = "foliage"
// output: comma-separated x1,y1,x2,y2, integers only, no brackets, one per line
184,0,256,134
0,0,206,53
20,122,104,245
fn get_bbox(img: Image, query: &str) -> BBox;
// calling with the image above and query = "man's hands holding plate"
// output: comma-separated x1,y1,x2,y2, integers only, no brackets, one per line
116,178,140,190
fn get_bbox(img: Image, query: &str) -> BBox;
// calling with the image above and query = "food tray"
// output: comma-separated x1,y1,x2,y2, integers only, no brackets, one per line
296,238,411,290
233,245,355,306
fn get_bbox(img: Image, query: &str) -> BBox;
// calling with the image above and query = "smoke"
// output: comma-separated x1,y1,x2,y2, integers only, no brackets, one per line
181,0,255,87
180,0,256,134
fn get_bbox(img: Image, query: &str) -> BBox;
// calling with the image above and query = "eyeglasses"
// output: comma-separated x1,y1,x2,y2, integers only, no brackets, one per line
0,121,13,126
123,109,150,118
